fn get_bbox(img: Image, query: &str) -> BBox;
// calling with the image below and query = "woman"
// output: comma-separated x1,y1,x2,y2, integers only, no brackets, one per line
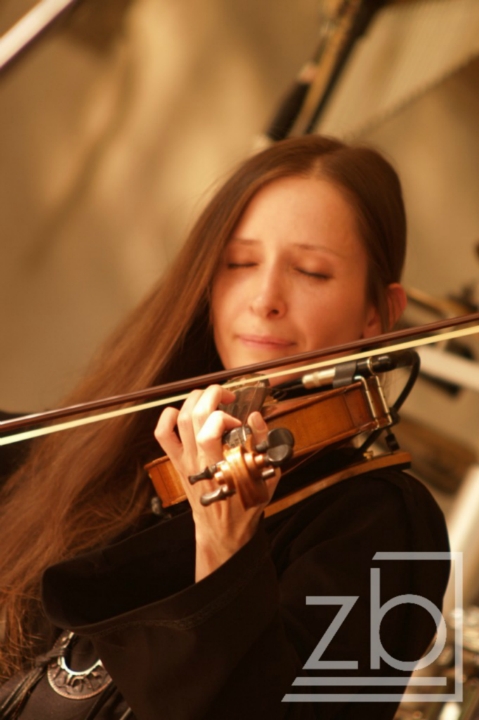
0,136,449,719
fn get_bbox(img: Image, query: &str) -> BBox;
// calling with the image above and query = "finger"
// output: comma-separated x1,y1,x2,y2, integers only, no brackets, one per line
154,407,182,460
247,411,268,447
176,389,204,455
191,385,236,437
196,410,242,459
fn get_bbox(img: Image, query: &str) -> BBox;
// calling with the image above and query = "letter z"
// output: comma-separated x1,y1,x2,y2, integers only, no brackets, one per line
303,596,359,670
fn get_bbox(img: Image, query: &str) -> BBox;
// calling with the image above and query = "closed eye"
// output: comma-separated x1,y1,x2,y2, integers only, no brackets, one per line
296,268,330,280
226,262,257,269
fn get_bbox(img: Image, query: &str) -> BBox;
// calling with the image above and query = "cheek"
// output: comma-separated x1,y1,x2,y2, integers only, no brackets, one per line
210,277,236,341
299,285,371,346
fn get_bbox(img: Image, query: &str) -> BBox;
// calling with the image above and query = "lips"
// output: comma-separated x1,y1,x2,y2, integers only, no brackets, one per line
237,334,295,349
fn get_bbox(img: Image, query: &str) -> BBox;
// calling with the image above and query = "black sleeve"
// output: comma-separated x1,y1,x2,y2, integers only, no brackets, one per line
42,471,450,720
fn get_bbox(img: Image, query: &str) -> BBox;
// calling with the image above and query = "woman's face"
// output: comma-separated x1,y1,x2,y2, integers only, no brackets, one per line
211,175,383,371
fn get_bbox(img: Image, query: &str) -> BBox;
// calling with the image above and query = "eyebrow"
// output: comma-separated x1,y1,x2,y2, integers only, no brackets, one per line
229,237,258,245
230,237,343,257
293,242,343,257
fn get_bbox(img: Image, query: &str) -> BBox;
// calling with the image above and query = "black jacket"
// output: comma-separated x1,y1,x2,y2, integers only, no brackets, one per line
33,466,449,720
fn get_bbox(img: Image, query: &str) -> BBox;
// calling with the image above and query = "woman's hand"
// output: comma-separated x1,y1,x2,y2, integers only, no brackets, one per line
154,385,280,581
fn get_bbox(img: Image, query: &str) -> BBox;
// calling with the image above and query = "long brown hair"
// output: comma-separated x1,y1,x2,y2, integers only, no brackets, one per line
0,135,406,678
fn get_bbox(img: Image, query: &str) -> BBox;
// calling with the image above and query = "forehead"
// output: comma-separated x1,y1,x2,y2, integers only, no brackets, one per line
231,175,363,257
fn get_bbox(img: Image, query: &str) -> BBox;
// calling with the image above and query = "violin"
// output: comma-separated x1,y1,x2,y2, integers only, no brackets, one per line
145,350,418,516
1,312,478,516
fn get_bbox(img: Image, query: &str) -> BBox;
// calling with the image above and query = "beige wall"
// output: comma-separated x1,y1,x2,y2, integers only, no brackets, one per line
315,0,479,454
0,0,318,411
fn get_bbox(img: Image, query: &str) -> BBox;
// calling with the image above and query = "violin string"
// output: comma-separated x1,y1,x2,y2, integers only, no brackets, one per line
0,323,477,447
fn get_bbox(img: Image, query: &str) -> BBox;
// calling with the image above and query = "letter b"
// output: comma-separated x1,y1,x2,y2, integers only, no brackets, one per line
370,567,447,671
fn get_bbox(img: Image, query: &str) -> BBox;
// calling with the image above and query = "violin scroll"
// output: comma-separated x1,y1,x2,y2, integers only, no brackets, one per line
189,426,295,508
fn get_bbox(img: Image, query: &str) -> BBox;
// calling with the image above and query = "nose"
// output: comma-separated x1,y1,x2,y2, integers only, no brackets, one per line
250,267,287,319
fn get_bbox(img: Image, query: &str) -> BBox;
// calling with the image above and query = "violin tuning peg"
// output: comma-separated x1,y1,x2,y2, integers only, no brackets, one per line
257,427,294,467
254,427,295,455
267,428,295,449
266,444,294,466
200,486,236,506
261,468,277,480
254,440,269,453
188,465,216,484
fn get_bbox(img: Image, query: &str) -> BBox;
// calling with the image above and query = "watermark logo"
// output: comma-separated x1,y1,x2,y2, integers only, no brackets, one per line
283,551,461,703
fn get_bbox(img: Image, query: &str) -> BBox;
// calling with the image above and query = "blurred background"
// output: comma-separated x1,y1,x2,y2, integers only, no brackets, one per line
0,0,323,412
0,0,478,713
